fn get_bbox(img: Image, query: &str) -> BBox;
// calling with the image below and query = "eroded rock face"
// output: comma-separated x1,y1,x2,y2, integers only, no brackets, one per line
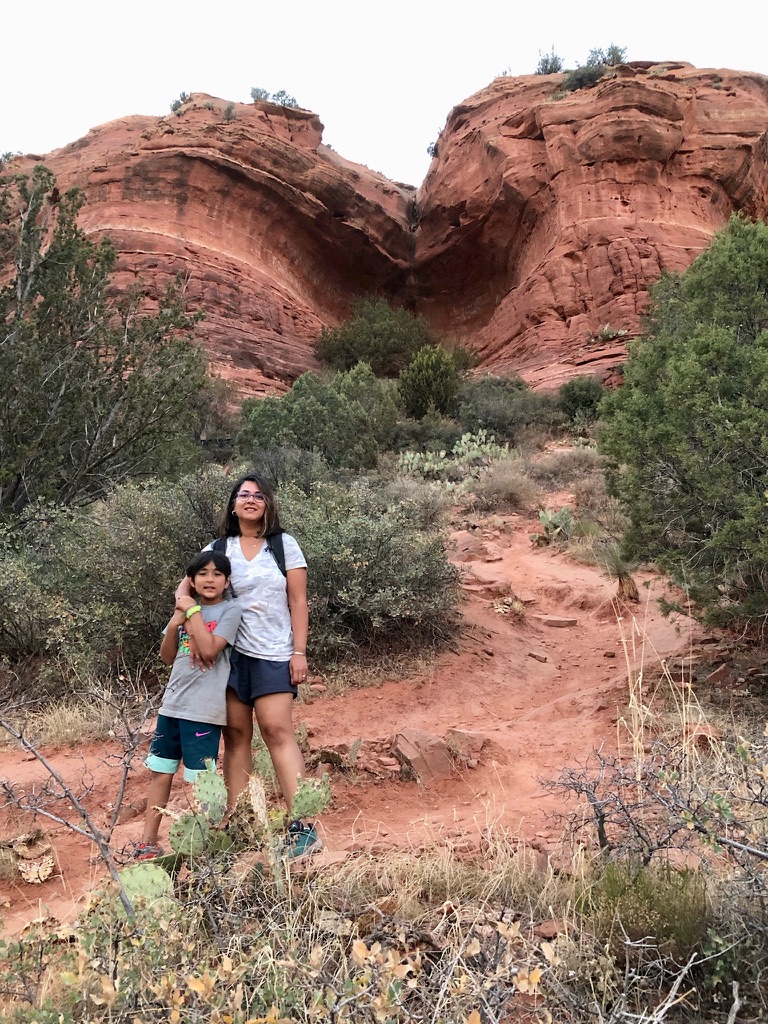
22,95,415,397
16,64,768,394
416,62,768,387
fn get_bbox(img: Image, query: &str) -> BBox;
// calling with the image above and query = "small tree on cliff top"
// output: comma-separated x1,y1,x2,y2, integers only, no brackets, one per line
599,213,768,629
0,165,215,513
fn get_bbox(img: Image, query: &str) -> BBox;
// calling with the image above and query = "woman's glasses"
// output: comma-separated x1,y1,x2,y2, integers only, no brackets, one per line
236,491,265,501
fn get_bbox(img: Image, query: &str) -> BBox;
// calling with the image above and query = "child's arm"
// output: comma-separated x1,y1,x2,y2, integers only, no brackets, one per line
159,610,186,666
176,596,230,662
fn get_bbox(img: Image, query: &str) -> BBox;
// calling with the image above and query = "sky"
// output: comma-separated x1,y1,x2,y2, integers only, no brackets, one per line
2,0,766,187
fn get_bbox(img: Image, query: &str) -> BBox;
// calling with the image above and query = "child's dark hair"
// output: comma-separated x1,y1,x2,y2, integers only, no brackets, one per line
185,550,231,582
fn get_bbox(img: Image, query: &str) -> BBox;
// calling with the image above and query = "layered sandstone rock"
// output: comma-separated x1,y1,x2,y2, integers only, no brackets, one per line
21,95,415,397
417,62,768,387
15,64,768,394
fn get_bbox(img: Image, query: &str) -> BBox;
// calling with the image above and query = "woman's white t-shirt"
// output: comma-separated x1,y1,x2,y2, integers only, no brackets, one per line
208,534,307,661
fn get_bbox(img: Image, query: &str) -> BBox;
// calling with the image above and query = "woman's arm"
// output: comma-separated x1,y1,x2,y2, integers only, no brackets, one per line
159,610,186,666
286,566,309,684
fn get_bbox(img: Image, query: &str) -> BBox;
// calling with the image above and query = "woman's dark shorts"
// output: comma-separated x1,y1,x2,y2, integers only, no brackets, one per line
228,649,297,706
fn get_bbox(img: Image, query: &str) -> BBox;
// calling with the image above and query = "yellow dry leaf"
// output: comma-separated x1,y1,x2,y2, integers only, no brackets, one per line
17,854,55,884
351,939,370,966
516,966,543,994
186,971,217,997
540,940,561,965
465,1011,482,1024
464,937,482,957
495,920,521,940
220,954,233,976
309,944,324,970
393,962,413,979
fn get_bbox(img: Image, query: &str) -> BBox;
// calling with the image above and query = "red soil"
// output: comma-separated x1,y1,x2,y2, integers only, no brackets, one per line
0,511,703,935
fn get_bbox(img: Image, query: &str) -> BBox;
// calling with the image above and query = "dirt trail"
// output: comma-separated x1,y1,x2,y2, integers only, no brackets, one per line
0,511,702,934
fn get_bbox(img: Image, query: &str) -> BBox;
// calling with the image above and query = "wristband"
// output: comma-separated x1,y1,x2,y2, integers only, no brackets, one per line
185,605,202,620
292,651,305,656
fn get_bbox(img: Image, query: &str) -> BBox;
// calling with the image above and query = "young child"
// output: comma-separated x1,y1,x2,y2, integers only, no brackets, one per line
134,550,242,860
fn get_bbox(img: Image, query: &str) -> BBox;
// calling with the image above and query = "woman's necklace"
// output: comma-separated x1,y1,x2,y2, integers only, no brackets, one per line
239,534,264,554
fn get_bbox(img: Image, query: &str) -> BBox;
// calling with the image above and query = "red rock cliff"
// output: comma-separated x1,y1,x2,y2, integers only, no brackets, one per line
15,64,768,393
416,62,768,387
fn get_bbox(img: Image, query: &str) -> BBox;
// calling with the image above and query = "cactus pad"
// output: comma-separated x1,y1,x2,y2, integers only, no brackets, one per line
193,767,227,825
289,774,332,821
169,813,210,856
118,862,173,903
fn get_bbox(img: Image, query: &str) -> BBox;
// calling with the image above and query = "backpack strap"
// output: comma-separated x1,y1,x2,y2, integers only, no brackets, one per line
266,530,287,578
211,536,228,554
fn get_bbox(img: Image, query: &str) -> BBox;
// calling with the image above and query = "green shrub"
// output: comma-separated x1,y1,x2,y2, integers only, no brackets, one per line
387,412,464,454
455,375,559,442
277,482,460,664
332,362,401,449
599,213,768,629
354,476,451,531
558,375,606,423
237,372,379,472
0,555,73,660
586,44,627,66
588,860,709,965
315,298,435,377
563,64,607,91
535,47,564,74
242,446,332,494
399,346,459,419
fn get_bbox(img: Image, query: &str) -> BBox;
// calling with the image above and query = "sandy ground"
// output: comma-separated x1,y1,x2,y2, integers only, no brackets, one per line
0,509,705,935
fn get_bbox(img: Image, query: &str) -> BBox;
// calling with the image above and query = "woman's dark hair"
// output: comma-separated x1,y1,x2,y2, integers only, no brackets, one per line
186,549,232,582
220,475,281,538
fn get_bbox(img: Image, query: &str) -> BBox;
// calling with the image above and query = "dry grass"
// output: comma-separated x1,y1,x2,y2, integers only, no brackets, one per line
303,647,442,699
572,471,629,537
470,457,539,512
0,698,117,748
526,446,604,489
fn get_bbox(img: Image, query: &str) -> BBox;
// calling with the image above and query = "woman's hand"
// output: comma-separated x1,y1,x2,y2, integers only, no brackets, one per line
290,652,308,685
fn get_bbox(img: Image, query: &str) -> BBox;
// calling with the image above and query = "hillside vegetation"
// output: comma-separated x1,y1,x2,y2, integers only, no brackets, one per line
2,167,768,1021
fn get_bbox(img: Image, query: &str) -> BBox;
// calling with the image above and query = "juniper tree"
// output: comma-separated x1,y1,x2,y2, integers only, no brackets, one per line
0,165,215,512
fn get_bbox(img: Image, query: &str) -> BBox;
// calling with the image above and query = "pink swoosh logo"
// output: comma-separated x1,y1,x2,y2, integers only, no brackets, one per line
195,730,211,737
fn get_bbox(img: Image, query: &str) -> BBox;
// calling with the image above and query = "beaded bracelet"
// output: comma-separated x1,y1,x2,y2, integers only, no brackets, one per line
185,605,203,620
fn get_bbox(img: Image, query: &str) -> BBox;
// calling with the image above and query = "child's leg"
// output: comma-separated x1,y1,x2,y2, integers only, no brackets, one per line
142,771,174,846
143,714,182,848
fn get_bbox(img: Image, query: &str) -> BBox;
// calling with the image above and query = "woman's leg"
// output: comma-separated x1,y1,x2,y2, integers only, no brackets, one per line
253,692,305,810
222,687,255,813
142,771,174,846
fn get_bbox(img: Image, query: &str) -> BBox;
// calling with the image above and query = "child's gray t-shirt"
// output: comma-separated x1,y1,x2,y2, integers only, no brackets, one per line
158,601,242,727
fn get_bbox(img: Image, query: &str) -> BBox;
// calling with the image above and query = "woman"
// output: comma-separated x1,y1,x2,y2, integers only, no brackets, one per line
183,474,319,857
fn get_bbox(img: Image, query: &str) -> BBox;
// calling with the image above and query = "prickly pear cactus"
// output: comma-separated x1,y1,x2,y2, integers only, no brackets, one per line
289,774,331,821
223,774,268,849
252,742,278,795
169,813,210,857
193,767,227,825
117,863,174,910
